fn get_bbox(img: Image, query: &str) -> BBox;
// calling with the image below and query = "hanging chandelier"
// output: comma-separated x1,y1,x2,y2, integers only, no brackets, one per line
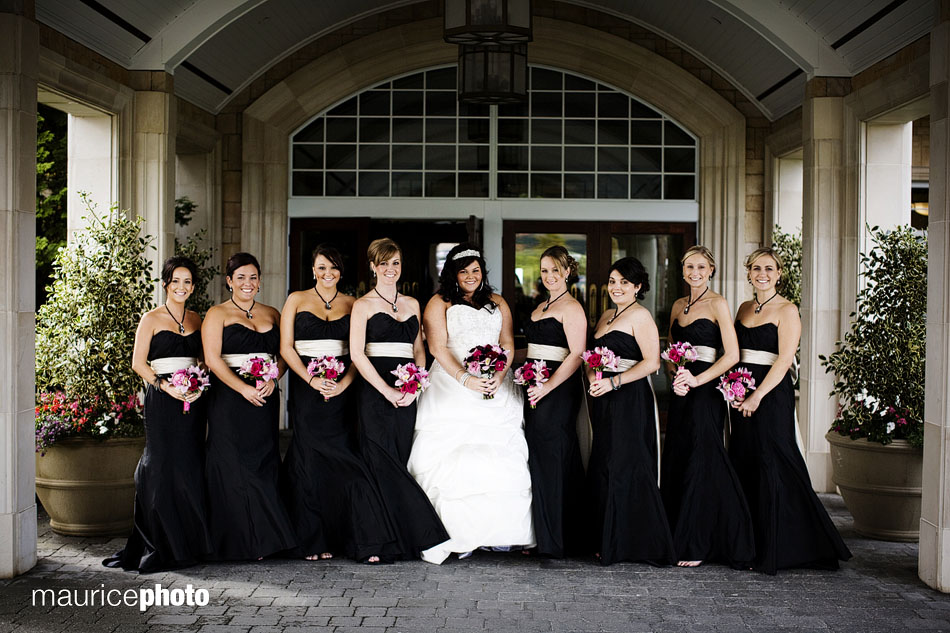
457,43,528,103
444,0,533,45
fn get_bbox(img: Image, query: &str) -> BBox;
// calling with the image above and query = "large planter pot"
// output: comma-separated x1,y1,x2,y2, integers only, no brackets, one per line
825,431,922,542
35,436,145,537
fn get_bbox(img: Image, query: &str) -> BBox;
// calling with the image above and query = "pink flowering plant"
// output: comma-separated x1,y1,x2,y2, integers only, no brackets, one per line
35,392,143,455
169,365,210,413
661,341,698,369
239,356,280,389
513,360,551,408
391,363,430,395
820,226,925,447
582,346,619,380
307,355,347,401
463,344,509,399
717,368,756,404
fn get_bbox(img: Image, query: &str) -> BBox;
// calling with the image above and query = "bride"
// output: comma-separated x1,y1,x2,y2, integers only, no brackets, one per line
408,243,535,564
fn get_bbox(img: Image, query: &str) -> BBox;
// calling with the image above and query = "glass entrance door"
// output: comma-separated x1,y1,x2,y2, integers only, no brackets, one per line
503,220,696,426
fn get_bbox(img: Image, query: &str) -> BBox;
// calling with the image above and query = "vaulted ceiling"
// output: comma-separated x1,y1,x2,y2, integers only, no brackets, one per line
35,0,935,120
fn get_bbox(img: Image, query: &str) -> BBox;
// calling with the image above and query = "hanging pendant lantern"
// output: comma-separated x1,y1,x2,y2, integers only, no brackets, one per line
444,0,533,45
458,43,528,103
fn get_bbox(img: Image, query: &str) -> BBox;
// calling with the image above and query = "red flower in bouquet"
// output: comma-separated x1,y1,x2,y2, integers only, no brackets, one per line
169,365,210,413
661,341,698,368
513,360,551,408
391,362,430,395
717,367,756,404
239,356,280,389
582,346,619,381
463,343,509,399
307,355,347,402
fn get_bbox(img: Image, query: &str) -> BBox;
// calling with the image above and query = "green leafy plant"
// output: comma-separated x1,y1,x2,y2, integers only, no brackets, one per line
35,105,68,306
820,225,926,447
174,197,219,316
35,194,153,449
771,225,802,307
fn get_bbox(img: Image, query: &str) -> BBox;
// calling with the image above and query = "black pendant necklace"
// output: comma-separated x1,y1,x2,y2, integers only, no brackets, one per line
315,286,338,310
606,301,636,325
231,296,255,319
683,286,708,315
165,303,186,335
542,289,569,312
754,291,778,314
374,287,398,313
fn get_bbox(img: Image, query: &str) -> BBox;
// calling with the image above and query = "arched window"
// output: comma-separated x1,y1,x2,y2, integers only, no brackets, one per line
291,66,697,201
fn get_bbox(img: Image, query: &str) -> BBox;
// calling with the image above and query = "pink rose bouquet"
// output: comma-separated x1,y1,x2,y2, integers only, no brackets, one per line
717,367,756,404
661,341,698,368
169,365,210,413
239,356,280,389
391,362,430,395
582,346,619,381
463,343,509,399
307,355,347,402
513,360,551,409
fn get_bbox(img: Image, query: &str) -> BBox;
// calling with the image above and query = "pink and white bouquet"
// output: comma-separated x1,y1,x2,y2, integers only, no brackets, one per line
391,362,430,395
582,346,619,381
463,343,509,399
307,355,346,402
661,341,697,369
717,367,756,404
513,360,551,409
169,365,210,413
239,356,280,389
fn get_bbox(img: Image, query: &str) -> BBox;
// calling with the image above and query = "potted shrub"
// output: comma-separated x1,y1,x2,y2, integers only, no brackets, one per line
34,195,154,536
820,225,925,541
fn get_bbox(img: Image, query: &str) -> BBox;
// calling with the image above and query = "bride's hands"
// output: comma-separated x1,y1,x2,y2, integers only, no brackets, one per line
484,374,503,398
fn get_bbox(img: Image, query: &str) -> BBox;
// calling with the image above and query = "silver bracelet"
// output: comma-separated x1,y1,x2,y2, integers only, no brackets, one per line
460,373,472,387
611,375,621,391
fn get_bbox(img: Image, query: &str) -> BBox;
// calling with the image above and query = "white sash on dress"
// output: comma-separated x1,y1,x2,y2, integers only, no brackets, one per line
693,345,717,363
149,356,197,375
295,339,348,357
365,342,414,359
222,352,275,368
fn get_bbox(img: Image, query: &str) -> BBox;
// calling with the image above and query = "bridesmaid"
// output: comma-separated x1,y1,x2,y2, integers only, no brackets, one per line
730,247,852,574
521,245,586,558
586,257,675,566
202,252,296,560
279,244,396,563
661,245,755,568
104,256,212,572
349,238,449,559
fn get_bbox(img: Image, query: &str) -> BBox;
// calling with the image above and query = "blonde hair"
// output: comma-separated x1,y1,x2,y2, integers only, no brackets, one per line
744,247,784,273
681,245,717,278
540,245,580,286
367,237,401,267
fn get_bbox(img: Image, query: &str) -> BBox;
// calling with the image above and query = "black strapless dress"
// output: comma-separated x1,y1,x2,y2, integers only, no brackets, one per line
103,331,212,572
586,330,675,566
523,317,585,558
660,319,754,566
356,313,448,559
205,324,296,560
731,322,852,574
281,313,397,560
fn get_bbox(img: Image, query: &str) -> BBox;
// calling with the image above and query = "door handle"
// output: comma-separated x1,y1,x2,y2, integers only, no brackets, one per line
357,281,366,297
587,283,597,327
601,286,609,317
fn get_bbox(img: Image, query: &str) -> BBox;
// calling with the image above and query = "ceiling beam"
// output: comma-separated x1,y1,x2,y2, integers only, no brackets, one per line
128,0,268,71
709,0,851,77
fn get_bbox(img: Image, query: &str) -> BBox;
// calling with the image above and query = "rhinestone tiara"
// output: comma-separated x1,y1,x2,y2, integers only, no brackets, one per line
451,249,481,261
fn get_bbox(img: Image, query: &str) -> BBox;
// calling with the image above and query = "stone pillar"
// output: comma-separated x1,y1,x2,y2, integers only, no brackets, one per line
0,3,38,578
864,122,913,241
800,78,853,493
132,73,176,302
66,113,115,239
920,3,950,593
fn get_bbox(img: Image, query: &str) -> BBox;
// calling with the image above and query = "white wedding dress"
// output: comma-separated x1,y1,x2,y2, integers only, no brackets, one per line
409,303,535,564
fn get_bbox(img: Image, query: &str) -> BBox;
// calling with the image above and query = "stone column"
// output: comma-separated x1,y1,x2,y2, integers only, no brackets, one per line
0,2,38,578
132,73,176,302
920,3,950,593
800,78,853,493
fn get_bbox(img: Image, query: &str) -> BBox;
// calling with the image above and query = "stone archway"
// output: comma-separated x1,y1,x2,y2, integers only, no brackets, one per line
241,17,746,311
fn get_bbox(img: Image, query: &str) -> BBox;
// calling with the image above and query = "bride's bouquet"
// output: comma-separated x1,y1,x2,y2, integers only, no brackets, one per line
168,365,210,413
239,356,280,389
717,367,756,405
582,346,619,381
307,355,346,402
513,360,551,409
463,343,509,399
391,362,430,395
